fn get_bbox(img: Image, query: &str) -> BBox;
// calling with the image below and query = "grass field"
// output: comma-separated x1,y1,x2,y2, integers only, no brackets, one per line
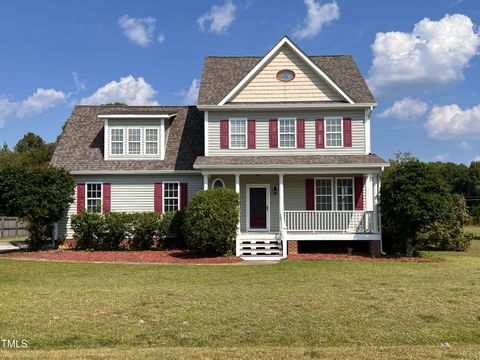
0,242,479,359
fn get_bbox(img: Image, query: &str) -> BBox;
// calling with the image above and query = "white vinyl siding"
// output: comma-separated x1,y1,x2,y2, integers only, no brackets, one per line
325,117,343,148
229,118,247,149
59,175,203,239
279,118,296,148
208,110,365,156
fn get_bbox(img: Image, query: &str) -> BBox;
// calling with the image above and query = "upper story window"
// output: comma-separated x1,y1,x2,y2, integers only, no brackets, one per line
337,178,354,210
164,182,179,212
145,129,159,155
110,129,124,155
108,126,162,158
279,118,296,148
325,117,343,148
230,118,247,149
86,183,102,213
128,129,141,155
276,69,295,82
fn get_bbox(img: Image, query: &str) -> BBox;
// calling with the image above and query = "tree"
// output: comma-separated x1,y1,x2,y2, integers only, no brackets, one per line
430,162,469,195
13,132,45,153
381,159,454,256
0,166,74,250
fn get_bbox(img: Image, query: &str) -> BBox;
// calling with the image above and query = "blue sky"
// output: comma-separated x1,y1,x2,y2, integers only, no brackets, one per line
0,0,479,163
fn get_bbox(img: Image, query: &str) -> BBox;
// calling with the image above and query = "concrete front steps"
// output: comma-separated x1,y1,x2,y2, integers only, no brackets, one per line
237,233,284,261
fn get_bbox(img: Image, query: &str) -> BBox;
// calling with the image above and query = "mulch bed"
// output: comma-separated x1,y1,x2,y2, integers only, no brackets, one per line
0,250,242,264
289,253,433,262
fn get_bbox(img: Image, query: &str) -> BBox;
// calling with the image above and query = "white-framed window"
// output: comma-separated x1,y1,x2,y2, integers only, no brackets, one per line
145,128,159,155
279,118,296,148
163,182,179,212
110,128,124,155
211,178,225,189
325,117,343,148
336,178,354,210
86,183,102,213
128,128,141,155
229,118,247,149
315,178,333,211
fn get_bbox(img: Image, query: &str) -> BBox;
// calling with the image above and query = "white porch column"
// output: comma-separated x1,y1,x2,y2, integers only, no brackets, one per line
203,174,209,191
372,174,379,233
279,173,287,258
235,174,240,256
235,174,240,194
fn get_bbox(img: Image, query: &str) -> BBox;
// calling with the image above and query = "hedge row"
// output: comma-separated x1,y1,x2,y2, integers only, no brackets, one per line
71,211,182,250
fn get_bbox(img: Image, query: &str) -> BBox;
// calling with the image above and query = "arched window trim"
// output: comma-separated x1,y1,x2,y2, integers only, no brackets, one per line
211,178,225,189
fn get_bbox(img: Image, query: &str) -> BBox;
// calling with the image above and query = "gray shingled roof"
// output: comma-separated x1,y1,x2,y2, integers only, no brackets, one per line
50,105,204,172
198,55,375,105
194,154,388,168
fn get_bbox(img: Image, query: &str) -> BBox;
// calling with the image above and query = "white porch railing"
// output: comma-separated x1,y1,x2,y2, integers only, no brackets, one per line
283,210,377,233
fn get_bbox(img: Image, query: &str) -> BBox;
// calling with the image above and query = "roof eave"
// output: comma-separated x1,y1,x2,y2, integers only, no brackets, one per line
198,103,377,110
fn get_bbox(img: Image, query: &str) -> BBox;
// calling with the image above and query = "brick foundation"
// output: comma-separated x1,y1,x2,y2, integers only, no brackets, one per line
368,240,382,257
287,240,298,255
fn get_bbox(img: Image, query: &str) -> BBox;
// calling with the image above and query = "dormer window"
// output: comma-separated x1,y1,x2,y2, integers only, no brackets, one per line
100,113,175,161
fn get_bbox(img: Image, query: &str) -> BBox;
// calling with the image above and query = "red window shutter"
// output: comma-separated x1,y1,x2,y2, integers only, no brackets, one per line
355,177,364,210
180,183,188,210
343,118,352,147
297,119,305,148
77,183,85,214
247,120,256,149
315,119,324,148
102,183,111,213
220,120,229,149
305,179,315,210
269,119,278,148
154,183,163,213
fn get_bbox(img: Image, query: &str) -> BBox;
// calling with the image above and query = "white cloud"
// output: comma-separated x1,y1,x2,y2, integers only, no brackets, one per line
0,88,66,128
378,97,428,121
157,33,166,44
197,1,237,34
425,104,480,140
179,79,200,105
459,140,472,150
474,155,480,162
118,15,157,46
293,0,340,39
72,72,86,92
433,153,450,161
80,76,159,105
368,14,480,96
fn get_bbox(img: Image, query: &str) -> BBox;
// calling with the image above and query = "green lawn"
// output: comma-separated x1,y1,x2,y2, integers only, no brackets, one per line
0,243,479,359
465,225,480,240
0,236,28,243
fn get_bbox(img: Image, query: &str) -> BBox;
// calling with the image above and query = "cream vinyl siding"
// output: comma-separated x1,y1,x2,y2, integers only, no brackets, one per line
59,175,203,238
230,45,343,103
208,110,365,155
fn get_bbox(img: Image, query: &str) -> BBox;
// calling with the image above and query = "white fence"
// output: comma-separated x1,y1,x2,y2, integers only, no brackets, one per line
283,210,376,233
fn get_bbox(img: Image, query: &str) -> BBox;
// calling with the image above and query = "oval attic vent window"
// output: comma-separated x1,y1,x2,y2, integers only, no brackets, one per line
276,69,295,82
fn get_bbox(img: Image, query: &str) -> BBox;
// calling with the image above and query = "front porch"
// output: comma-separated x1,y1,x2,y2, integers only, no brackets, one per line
201,170,382,259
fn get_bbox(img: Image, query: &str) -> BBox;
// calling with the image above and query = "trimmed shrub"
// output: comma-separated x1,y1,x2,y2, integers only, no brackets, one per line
71,212,104,250
182,188,239,255
130,212,162,250
102,212,134,250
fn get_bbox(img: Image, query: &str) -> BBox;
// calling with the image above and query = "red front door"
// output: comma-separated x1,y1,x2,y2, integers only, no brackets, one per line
249,187,267,229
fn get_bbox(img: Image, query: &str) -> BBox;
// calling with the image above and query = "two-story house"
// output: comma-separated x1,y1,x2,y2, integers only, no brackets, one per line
51,37,388,260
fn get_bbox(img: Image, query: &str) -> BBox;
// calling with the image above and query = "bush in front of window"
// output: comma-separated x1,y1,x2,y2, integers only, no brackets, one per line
71,211,105,250
182,188,239,256
102,212,134,250
129,212,162,250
